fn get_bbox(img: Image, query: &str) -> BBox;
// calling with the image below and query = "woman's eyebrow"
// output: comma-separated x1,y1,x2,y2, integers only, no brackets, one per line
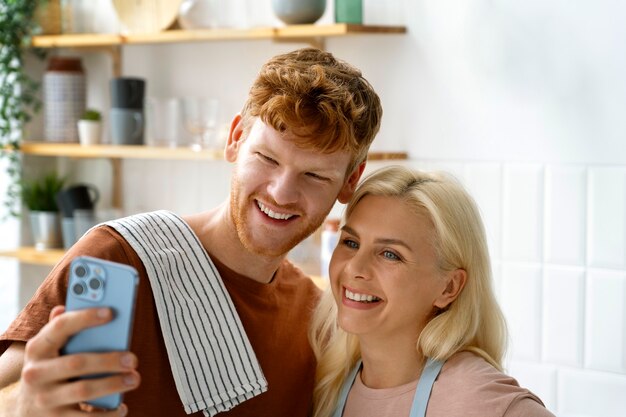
342,225,412,251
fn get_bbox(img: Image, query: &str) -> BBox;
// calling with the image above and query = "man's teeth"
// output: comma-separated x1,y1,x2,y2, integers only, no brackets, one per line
257,201,294,220
345,289,381,303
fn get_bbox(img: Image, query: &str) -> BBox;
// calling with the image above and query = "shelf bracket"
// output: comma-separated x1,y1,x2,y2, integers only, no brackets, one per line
109,158,123,210
106,45,122,78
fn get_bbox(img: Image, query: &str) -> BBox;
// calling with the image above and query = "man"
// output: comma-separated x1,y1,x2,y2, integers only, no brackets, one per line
0,48,382,416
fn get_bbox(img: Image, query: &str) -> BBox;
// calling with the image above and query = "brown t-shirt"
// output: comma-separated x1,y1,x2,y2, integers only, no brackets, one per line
0,226,322,416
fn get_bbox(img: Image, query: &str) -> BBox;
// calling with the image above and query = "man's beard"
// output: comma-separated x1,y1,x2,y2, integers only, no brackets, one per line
229,175,331,257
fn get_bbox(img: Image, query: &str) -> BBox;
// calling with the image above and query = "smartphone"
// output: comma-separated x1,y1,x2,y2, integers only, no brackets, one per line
62,256,139,410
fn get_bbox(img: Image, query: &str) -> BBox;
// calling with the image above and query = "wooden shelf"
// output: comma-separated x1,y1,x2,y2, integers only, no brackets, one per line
31,24,406,48
18,142,407,161
0,247,65,266
20,142,224,160
0,247,330,289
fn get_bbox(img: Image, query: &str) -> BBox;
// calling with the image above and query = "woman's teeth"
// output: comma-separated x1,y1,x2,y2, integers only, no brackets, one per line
345,289,381,303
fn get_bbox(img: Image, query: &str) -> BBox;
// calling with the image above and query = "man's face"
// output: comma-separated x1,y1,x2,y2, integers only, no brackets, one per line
226,118,359,257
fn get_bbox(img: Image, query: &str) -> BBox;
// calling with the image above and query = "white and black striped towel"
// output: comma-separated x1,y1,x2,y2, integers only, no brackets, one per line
105,210,267,416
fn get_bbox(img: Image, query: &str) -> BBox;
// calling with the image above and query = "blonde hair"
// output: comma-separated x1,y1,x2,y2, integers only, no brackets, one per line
309,165,508,417
241,48,382,172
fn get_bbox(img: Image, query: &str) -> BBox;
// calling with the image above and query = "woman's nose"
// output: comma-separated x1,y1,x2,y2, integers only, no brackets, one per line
342,249,372,281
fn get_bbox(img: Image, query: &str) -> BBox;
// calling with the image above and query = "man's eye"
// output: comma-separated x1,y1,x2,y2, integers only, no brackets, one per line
258,153,277,164
306,172,330,182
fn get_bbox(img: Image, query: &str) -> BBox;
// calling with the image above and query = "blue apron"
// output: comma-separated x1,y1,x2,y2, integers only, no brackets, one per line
331,357,444,417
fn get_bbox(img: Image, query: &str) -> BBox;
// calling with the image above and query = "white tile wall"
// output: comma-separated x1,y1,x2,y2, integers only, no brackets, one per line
542,266,585,367
584,269,626,373
0,260,19,334
463,163,502,259
500,263,543,361
587,167,626,269
544,166,587,266
502,164,544,262
558,368,626,417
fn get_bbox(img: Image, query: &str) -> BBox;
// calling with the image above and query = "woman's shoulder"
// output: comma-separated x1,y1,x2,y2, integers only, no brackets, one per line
427,351,554,417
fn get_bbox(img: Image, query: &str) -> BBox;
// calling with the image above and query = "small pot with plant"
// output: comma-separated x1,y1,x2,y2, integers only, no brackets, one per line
22,171,65,250
77,109,102,146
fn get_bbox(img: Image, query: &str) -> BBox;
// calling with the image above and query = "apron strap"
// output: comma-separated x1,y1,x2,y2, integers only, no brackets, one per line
409,358,444,417
332,357,444,417
332,359,362,417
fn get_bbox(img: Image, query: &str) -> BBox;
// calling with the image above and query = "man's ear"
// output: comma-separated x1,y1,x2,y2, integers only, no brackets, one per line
337,161,366,204
224,114,245,162
434,269,467,310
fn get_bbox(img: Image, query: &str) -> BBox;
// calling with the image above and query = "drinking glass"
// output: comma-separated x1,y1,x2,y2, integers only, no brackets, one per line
182,97,219,151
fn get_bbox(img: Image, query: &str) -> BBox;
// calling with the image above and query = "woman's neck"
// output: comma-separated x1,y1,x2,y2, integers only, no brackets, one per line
358,334,426,389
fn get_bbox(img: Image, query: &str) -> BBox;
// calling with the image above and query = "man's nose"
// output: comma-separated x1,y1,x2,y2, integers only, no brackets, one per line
267,171,300,206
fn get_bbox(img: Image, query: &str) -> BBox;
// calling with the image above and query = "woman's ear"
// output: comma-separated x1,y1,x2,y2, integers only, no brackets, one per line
434,269,467,309
224,114,245,162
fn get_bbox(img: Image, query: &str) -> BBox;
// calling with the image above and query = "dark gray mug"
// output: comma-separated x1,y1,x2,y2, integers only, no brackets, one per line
110,77,145,109
56,184,100,218
110,108,144,145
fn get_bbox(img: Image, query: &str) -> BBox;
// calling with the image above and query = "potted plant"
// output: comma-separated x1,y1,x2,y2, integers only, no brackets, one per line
0,0,47,219
77,109,102,145
21,171,65,250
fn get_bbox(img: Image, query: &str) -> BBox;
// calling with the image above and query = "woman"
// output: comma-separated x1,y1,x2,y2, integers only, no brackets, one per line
309,166,554,417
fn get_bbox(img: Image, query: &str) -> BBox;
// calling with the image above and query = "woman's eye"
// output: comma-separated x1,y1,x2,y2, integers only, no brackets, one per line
342,238,358,249
382,250,401,261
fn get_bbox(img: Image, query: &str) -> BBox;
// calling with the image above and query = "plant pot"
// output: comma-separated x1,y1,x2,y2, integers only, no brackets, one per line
30,211,63,250
77,120,102,145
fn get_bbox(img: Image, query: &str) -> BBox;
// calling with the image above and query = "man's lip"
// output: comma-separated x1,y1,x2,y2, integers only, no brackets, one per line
255,199,300,221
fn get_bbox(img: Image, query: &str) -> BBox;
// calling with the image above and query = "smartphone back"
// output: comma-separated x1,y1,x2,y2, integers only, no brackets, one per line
62,256,139,410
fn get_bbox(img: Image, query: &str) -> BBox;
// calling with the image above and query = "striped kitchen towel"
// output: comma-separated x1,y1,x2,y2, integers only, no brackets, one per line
106,210,267,416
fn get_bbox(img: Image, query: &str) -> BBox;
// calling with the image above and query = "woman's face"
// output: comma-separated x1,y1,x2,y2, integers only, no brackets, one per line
330,194,450,342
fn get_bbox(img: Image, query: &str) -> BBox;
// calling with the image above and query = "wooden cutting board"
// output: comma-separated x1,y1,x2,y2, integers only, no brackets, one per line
113,0,182,33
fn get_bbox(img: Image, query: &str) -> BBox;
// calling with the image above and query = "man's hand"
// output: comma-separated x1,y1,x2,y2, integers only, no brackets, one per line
9,306,140,416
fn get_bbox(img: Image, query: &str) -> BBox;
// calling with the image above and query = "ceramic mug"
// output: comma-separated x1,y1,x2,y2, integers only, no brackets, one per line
110,108,144,145
56,184,100,218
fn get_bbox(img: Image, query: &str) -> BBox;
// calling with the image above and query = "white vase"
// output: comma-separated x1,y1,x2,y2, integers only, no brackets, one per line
77,120,101,145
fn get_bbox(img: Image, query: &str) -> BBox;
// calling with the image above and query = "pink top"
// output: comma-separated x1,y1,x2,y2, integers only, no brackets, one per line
342,351,554,417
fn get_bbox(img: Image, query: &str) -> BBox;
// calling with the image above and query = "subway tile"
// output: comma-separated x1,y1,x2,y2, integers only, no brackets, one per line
502,164,544,262
500,263,543,361
0,260,19,333
585,269,625,373
587,167,626,269
558,367,626,417
542,267,584,367
464,162,502,259
544,166,587,266
0,215,20,250
198,160,232,210
508,360,557,411
169,160,202,214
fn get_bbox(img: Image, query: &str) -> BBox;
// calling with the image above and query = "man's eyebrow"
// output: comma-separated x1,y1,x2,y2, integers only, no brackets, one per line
341,225,412,251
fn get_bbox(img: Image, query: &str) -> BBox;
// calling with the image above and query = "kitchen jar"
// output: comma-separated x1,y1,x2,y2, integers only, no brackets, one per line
43,57,86,143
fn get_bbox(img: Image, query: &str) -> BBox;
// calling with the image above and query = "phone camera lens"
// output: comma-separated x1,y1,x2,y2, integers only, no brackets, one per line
75,265,88,278
88,277,102,290
72,282,86,295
